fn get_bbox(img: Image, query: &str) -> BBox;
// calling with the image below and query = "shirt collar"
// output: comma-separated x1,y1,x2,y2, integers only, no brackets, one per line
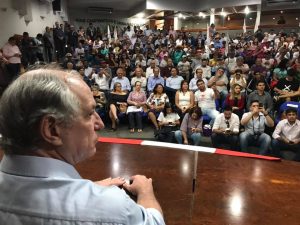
285,119,300,126
0,155,81,179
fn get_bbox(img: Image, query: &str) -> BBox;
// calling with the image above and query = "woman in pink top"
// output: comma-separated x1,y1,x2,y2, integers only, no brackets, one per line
127,81,147,133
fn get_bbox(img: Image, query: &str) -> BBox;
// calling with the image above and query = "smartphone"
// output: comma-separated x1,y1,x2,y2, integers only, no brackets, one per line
259,103,263,108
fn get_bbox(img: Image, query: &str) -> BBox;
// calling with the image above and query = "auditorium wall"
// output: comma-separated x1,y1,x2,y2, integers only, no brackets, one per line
0,0,68,46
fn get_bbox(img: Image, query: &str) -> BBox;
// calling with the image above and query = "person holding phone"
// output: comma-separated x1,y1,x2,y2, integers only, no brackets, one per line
272,107,300,161
211,106,240,150
239,100,274,155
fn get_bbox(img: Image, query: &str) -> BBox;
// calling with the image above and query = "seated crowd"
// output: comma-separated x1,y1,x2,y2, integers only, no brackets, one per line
1,23,300,161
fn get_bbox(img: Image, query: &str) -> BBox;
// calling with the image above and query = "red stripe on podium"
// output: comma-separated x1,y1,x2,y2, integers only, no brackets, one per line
98,137,143,145
215,149,281,161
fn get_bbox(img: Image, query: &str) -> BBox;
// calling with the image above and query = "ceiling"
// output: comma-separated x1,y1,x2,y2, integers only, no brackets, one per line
67,0,300,19
68,0,145,11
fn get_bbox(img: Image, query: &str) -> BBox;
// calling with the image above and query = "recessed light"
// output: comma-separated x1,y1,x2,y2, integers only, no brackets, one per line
273,17,275,20
296,18,299,20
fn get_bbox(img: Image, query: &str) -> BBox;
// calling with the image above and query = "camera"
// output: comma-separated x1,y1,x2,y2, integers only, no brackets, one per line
253,132,261,141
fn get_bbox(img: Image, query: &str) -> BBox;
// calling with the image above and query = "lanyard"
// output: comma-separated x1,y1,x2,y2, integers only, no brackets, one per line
252,115,261,133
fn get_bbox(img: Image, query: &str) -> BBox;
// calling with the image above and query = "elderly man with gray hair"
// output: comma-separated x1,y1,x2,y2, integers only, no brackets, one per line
0,68,165,225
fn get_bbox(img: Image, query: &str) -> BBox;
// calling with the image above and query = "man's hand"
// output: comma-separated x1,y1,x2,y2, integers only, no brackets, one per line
94,177,126,187
123,175,154,196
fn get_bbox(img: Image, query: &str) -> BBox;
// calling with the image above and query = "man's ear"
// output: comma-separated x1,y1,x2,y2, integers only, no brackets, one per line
39,115,63,146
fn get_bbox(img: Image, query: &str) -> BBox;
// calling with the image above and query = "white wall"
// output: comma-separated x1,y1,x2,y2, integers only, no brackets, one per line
0,0,69,47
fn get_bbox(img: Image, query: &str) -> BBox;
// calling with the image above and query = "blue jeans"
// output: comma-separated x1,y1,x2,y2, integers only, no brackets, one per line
174,130,202,146
201,108,219,126
239,131,271,155
272,139,300,161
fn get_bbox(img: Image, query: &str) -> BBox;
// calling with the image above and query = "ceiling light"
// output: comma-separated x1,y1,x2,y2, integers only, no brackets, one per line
244,6,250,14
296,18,299,20
280,10,283,14
136,12,145,18
250,17,253,20
199,12,206,18
178,13,183,18
273,17,276,20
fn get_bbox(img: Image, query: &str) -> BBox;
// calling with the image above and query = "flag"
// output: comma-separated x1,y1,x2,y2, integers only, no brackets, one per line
113,26,118,40
254,4,261,33
243,19,246,34
206,23,210,46
107,25,111,43
225,32,229,56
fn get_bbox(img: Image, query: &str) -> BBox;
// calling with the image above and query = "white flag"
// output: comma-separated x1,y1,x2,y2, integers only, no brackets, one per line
243,19,247,34
107,25,111,43
113,26,118,40
254,5,261,33
225,32,229,56
206,23,210,45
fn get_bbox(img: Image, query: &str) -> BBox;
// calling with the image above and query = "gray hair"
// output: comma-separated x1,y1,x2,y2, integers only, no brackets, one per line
0,69,81,154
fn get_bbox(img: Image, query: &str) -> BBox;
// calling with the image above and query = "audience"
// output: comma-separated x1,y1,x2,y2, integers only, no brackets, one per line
1,23,300,161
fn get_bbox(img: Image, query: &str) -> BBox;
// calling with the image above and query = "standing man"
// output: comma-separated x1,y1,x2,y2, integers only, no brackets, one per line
0,68,165,225
211,106,240,150
53,22,65,60
272,107,300,161
240,100,274,155
2,36,21,81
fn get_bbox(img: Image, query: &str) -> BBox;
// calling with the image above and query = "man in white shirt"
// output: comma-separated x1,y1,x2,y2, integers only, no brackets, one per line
189,68,207,92
196,58,211,79
212,106,240,150
240,100,274,155
0,68,165,225
207,67,229,101
177,55,191,81
146,60,157,78
92,67,111,97
131,67,147,92
272,107,300,161
194,79,220,126
110,68,131,93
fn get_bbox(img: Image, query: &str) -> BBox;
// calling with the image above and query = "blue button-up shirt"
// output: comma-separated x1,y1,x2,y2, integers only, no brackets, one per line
0,155,165,225
147,76,165,92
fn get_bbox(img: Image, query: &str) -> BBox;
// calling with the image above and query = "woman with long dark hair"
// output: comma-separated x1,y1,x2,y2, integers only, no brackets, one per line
174,106,203,145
